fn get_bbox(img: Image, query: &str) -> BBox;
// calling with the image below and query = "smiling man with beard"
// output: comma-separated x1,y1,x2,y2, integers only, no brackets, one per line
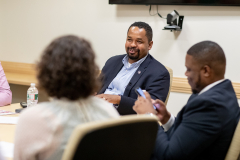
97,22,170,115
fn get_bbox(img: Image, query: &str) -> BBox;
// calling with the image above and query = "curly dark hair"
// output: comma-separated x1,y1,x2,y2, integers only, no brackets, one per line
127,21,153,42
37,35,100,100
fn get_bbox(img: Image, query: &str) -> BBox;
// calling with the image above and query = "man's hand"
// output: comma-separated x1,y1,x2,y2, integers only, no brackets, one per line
96,94,121,104
133,92,157,115
133,91,171,124
152,99,171,124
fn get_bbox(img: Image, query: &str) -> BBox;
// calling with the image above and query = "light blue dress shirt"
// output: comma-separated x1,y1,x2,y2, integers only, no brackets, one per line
104,54,148,96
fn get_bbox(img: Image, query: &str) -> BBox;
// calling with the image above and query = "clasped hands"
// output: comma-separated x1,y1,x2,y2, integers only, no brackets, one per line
133,91,171,125
96,91,171,124
96,94,121,104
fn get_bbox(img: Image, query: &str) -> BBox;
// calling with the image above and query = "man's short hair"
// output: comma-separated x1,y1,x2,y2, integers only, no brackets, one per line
128,22,153,42
187,41,226,77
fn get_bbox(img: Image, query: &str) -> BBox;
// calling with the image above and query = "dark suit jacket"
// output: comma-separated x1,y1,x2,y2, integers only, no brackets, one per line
98,54,170,115
151,79,240,160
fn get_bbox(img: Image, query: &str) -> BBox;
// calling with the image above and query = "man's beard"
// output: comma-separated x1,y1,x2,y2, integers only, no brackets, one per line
127,47,140,60
192,74,202,94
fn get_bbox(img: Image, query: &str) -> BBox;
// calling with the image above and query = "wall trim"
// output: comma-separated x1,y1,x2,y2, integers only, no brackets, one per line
172,77,240,99
2,61,240,99
1,61,37,86
1,61,35,75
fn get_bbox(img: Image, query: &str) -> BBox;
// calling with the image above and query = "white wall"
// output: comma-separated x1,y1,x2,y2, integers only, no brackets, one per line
1,0,240,114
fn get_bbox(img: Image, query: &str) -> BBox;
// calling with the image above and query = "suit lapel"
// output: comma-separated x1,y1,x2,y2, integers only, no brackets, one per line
173,93,197,130
99,60,123,94
123,54,152,96
187,93,198,102
174,107,185,127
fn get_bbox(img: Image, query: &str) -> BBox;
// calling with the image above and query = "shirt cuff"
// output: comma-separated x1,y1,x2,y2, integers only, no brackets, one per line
162,114,175,132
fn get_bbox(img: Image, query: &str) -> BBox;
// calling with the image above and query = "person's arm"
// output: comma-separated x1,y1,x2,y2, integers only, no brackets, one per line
162,114,175,132
133,92,222,160
153,101,221,160
0,62,12,106
14,107,60,160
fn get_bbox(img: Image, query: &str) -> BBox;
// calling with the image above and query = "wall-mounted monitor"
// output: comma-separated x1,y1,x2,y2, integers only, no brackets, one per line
109,0,240,6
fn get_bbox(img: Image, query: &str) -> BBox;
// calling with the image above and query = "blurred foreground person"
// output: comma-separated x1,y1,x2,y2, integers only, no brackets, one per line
14,35,119,160
134,41,240,160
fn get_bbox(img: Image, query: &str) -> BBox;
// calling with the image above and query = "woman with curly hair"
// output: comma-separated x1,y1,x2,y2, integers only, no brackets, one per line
14,35,119,160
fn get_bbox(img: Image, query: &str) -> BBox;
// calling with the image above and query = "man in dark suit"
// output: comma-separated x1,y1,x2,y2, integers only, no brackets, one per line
97,22,170,115
134,41,240,160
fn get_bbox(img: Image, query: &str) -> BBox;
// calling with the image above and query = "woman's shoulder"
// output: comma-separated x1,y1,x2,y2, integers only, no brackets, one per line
18,102,57,125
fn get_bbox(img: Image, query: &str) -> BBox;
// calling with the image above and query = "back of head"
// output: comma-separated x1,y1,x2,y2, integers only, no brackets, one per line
187,41,226,78
37,35,100,100
128,21,153,42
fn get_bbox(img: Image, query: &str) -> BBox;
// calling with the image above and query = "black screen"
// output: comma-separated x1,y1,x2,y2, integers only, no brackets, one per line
109,0,240,6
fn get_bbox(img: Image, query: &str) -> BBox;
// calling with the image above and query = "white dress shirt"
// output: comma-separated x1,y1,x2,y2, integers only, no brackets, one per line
162,79,226,132
104,54,148,96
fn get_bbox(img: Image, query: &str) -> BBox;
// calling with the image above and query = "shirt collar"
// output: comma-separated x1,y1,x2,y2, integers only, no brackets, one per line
122,53,148,69
198,79,226,95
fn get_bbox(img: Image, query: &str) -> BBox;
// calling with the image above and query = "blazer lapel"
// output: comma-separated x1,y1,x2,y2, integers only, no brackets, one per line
174,107,185,127
123,54,152,96
99,61,123,94
173,94,197,131
187,93,198,102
